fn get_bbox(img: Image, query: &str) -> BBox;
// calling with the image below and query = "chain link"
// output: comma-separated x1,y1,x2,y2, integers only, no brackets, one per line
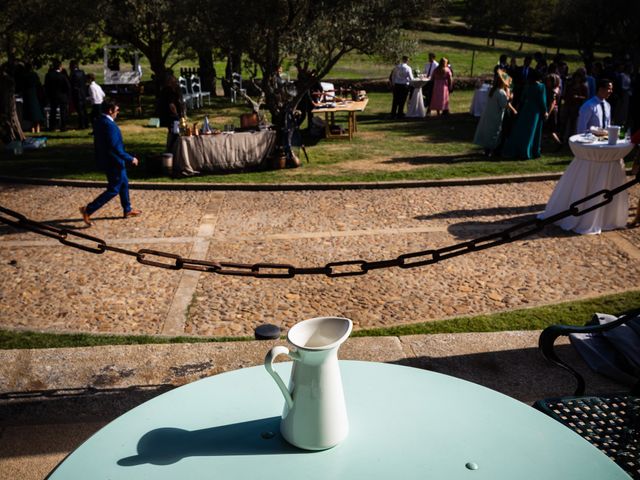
1,173,638,278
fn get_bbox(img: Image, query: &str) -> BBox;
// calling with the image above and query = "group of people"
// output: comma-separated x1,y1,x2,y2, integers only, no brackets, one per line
389,53,453,118
14,60,105,133
474,53,640,159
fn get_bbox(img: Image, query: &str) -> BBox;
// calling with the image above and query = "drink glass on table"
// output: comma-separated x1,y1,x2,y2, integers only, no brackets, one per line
607,125,620,145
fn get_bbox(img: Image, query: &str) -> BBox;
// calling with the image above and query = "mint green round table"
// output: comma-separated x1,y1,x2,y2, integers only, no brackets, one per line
47,361,628,479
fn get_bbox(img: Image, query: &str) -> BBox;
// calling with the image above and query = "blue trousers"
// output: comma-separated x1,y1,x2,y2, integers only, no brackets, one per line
86,169,131,215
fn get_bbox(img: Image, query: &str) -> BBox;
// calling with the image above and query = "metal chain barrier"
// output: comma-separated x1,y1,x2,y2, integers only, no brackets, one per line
1,173,639,278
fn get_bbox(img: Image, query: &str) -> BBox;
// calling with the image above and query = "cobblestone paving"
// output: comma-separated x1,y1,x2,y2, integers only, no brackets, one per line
1,182,639,337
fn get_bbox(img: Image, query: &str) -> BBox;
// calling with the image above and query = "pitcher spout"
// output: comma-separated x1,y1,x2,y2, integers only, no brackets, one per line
287,316,352,351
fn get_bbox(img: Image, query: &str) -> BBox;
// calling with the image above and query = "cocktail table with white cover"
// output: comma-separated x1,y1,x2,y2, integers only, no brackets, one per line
46,361,628,479
470,83,490,117
539,134,634,234
406,77,428,118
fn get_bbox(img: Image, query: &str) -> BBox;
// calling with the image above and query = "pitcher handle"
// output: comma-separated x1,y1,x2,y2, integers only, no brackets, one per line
264,346,294,409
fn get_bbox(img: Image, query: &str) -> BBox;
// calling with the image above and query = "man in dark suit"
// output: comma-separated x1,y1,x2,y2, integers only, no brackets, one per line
69,60,89,129
512,55,533,107
80,99,141,225
44,59,70,131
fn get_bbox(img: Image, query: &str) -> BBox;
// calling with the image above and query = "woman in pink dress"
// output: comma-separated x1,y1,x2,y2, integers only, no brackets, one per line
429,58,453,115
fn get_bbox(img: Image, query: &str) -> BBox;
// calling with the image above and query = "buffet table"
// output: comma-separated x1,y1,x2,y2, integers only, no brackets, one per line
311,99,368,140
172,129,277,176
46,361,627,480
538,134,635,234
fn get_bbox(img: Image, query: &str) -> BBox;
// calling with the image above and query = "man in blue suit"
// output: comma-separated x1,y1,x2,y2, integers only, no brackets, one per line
80,99,141,225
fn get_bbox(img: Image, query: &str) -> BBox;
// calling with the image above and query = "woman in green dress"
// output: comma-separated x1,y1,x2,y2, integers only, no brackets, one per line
502,69,548,159
21,64,45,133
473,70,516,156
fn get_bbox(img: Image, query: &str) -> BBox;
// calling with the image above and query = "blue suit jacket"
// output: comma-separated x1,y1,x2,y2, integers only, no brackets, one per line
94,115,133,173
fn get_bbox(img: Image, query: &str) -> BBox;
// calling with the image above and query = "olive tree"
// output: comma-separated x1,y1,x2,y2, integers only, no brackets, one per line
99,0,193,93
0,0,100,142
190,0,430,161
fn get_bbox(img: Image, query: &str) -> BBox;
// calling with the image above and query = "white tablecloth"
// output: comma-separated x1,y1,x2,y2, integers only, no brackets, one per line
407,78,428,118
469,84,490,117
538,134,635,234
173,130,277,175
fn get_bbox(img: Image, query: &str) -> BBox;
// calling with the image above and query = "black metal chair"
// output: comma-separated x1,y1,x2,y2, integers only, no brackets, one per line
534,309,640,479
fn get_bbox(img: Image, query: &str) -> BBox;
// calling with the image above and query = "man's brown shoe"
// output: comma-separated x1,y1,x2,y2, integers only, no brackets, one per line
123,209,142,219
79,206,93,226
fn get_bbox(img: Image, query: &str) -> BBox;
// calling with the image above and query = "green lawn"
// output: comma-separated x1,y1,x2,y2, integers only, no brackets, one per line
8,25,607,186
3,90,591,183
2,290,638,349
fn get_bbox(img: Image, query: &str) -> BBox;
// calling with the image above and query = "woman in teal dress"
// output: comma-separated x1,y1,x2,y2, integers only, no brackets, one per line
502,70,548,159
473,70,516,156
21,63,45,133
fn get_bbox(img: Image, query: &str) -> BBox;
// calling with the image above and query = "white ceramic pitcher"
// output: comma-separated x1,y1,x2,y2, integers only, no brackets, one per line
264,316,352,450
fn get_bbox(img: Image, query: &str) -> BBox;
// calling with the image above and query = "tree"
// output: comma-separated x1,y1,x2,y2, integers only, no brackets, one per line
462,0,507,46
505,0,555,50
551,0,640,66
100,0,193,93
0,0,100,143
191,0,430,161
0,0,100,67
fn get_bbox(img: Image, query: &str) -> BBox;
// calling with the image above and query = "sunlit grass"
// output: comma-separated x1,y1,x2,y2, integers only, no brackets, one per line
2,290,638,349
1,90,588,184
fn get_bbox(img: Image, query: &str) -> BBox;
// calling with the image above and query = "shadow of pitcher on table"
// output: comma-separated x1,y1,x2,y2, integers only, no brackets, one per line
118,416,305,466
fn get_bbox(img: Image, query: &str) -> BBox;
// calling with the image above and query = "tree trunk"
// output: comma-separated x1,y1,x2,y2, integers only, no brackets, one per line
147,57,167,116
0,69,25,144
197,48,216,97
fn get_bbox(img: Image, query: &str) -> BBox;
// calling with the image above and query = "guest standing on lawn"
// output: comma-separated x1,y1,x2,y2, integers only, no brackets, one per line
429,58,453,116
87,74,105,133
576,78,613,134
79,100,141,226
502,69,548,159
422,52,439,114
389,56,413,119
473,70,516,156
44,59,70,131
21,63,45,133
69,60,89,130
